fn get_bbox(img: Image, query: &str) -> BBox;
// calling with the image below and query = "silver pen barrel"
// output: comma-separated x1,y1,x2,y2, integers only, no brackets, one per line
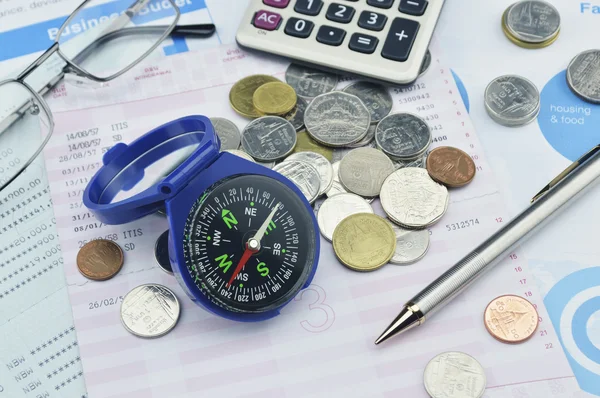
414,150,600,317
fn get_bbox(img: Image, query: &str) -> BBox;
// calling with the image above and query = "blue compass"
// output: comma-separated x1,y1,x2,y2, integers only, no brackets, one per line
83,115,319,322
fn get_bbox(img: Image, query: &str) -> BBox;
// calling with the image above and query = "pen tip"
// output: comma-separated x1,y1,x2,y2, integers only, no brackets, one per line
374,305,422,345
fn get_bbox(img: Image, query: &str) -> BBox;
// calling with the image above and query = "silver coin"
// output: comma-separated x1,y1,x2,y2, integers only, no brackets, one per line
256,160,277,169
287,96,309,132
210,117,241,151
155,230,173,275
332,139,377,162
484,75,540,127
339,147,394,197
566,50,600,104
380,168,449,228
273,160,321,204
347,124,377,148
304,92,371,147
376,113,431,160
326,161,347,198
424,351,486,398
287,151,333,196
419,49,432,77
120,284,180,338
317,193,373,241
241,116,297,161
394,155,426,170
506,0,561,44
285,64,338,98
224,149,256,163
388,223,430,265
342,82,393,124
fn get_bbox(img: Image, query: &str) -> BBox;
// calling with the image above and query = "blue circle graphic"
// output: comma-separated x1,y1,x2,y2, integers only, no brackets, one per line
545,267,600,395
538,71,600,161
573,296,600,364
451,70,470,113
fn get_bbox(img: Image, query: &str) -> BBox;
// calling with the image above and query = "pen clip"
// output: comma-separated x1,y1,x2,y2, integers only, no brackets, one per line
531,145,600,203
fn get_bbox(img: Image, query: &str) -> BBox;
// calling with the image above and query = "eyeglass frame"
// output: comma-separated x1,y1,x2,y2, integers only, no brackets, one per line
0,0,184,192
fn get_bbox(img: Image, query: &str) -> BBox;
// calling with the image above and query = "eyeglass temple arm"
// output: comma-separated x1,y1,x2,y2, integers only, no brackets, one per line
171,23,216,37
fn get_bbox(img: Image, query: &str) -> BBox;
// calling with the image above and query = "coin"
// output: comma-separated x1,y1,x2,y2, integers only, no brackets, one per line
304,91,371,147
285,63,338,98
229,75,280,118
342,81,393,124
252,81,297,116
394,155,426,170
501,13,560,49
419,49,432,77
484,295,539,344
317,194,374,241
326,161,347,198
347,124,376,148
256,160,277,169
292,131,333,161
566,50,600,104
287,151,333,196
76,239,124,281
241,116,297,161
286,96,308,131
380,168,449,228
376,113,431,160
224,149,256,162
332,213,396,272
210,117,241,151
339,147,394,197
484,75,540,127
388,223,430,265
426,146,476,187
423,352,486,398
155,230,173,275
504,1,560,44
273,160,321,204
120,284,180,338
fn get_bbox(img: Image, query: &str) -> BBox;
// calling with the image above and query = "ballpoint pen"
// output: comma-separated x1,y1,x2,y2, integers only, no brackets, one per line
375,145,600,345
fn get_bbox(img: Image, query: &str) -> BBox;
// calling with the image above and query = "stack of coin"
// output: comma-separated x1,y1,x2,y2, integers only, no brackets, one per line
376,113,431,161
484,75,540,127
502,0,561,49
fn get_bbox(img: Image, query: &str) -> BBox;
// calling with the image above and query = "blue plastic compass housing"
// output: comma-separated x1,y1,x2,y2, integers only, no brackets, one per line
84,115,320,322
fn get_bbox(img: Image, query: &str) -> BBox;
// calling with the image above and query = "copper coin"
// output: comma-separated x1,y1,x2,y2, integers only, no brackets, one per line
76,239,124,281
484,294,539,344
426,146,476,187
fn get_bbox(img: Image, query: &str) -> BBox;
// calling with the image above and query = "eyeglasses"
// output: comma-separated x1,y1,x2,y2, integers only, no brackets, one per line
0,0,215,193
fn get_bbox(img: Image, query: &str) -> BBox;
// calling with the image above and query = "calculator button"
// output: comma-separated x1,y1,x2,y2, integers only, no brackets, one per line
326,3,356,23
295,0,324,16
399,0,428,16
316,25,346,46
367,0,394,9
253,10,283,31
349,33,378,54
264,0,290,8
381,17,419,62
358,10,387,31
285,17,315,38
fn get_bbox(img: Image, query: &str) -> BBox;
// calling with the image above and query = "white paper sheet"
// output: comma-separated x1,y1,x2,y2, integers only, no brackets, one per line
40,42,579,397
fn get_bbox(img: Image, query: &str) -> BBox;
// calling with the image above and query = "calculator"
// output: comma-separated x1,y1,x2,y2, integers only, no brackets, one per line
236,0,445,86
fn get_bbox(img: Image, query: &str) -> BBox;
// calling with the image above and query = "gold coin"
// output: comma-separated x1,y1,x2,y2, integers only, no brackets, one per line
229,75,280,118
293,131,333,161
252,82,297,116
332,213,396,272
484,295,539,344
501,9,559,49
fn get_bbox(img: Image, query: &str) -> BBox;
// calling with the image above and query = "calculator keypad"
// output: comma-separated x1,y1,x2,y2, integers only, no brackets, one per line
381,17,420,62
295,0,324,16
326,3,356,23
317,25,346,46
358,10,387,31
285,17,314,37
253,10,283,30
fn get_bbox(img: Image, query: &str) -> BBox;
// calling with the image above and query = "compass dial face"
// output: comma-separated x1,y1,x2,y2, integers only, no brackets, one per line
182,174,317,313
